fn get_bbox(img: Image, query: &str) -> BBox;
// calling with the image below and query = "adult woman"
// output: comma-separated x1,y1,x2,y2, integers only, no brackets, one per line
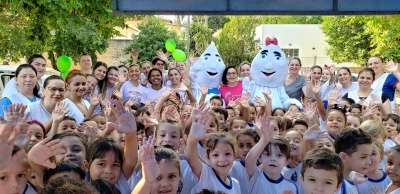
239,61,251,79
336,67,359,97
310,65,322,84
62,70,90,124
219,65,243,105
3,54,48,98
99,66,118,98
343,68,391,116
118,65,129,78
140,61,152,87
120,64,146,107
140,68,166,106
284,57,312,102
0,64,41,117
92,61,107,82
167,68,196,105
368,56,400,108
27,75,65,131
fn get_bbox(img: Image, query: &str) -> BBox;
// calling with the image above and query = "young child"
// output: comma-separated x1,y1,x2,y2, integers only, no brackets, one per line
210,96,223,107
300,148,344,194
187,109,241,193
349,104,362,116
246,116,297,194
272,108,285,119
326,106,347,140
386,145,400,193
229,116,247,131
338,98,355,112
246,103,257,130
182,104,193,119
38,177,99,194
334,128,372,194
270,117,281,135
27,120,45,147
229,128,260,194
52,116,78,135
293,119,308,133
383,114,400,146
346,113,362,129
225,106,235,124
92,113,107,131
154,118,183,151
354,140,390,193
91,179,121,194
212,107,228,124
360,120,388,171
42,161,86,186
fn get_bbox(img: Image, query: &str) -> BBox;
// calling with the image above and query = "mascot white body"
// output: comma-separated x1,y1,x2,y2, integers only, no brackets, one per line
243,37,302,110
189,42,226,103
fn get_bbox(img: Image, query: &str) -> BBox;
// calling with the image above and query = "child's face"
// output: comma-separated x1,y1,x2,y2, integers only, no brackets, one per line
55,136,87,169
83,121,98,132
376,111,382,121
207,142,235,177
0,154,28,194
321,69,331,82
346,116,360,129
273,109,285,119
288,105,300,112
58,120,77,134
150,161,180,194
237,135,256,160
301,167,341,194
213,112,225,123
342,144,372,174
249,107,256,124
234,105,241,116
338,101,351,111
260,145,287,177
207,119,218,134
368,143,382,172
92,116,106,131
137,130,145,143
182,105,192,118
383,118,398,137
27,168,40,190
326,111,346,138
285,131,302,157
270,121,280,135
211,99,222,107
155,123,181,150
314,138,335,152
293,124,308,133
231,120,246,131
350,108,361,117
111,130,125,148
292,112,306,123
89,151,122,184
47,171,83,184
387,151,400,181
28,123,44,147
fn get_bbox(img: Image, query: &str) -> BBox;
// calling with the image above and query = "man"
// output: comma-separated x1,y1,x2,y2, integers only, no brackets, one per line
79,54,92,74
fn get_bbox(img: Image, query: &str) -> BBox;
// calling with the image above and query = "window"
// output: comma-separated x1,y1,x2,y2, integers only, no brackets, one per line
282,49,299,58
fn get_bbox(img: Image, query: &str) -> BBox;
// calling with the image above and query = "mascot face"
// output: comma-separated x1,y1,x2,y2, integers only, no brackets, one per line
193,42,225,88
250,37,288,87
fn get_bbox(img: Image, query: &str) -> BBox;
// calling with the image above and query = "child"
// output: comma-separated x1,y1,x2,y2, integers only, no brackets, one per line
51,116,78,135
27,119,45,147
212,107,228,124
210,96,223,107
270,117,282,135
229,128,260,194
182,104,193,118
0,146,30,194
360,120,388,171
154,118,183,151
386,145,400,193
354,140,390,193
346,113,361,129
186,109,241,193
383,114,400,143
246,103,257,130
225,106,235,124
91,179,121,194
272,108,285,119
38,177,99,194
246,116,297,194
92,113,107,131
42,161,86,186
293,119,308,133
132,142,181,194
229,116,247,131
349,104,362,116
300,149,343,194
338,98,355,112
326,106,347,140
334,128,372,194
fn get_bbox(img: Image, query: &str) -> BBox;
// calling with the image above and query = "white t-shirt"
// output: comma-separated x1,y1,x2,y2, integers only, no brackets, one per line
23,182,37,194
115,173,135,194
381,139,397,171
120,81,146,104
229,159,250,194
248,168,298,194
356,171,391,194
387,184,400,194
180,160,197,194
338,83,359,100
62,98,90,124
140,86,166,106
3,75,49,98
282,163,305,194
27,100,51,125
334,179,358,194
191,163,240,194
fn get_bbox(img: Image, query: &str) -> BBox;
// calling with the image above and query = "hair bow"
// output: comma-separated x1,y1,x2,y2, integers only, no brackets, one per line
265,37,278,45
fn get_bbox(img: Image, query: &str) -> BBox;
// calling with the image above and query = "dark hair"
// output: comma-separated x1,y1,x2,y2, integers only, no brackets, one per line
219,123,229,132
210,96,223,105
151,56,165,66
91,179,121,194
62,116,77,123
264,135,291,159
38,177,99,194
294,119,308,128
118,65,128,71
212,107,228,121
43,161,86,185
225,106,234,112
50,132,88,163
301,148,344,187
147,68,163,85
388,145,400,155
222,65,237,85
92,61,108,75
65,70,87,84
334,128,372,156
15,64,40,98
358,67,375,81
310,65,322,73
272,108,286,116
136,119,145,132
288,57,302,67
27,54,45,65
383,114,400,133
337,67,351,75
329,104,347,123
205,132,237,156
43,75,64,88
237,128,260,143
341,97,355,106
154,147,181,175
99,66,118,98
196,189,225,194
349,103,362,113
229,116,246,127
135,106,151,117
208,112,220,130
87,138,124,168
80,53,92,60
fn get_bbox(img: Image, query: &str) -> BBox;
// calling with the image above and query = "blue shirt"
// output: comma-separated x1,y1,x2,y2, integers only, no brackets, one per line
383,74,399,101
0,96,37,118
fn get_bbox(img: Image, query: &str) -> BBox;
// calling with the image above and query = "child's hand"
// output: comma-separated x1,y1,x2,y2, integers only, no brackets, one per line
0,124,24,170
108,99,137,134
160,88,175,101
287,159,299,168
89,93,102,106
199,85,208,95
52,102,69,123
259,116,274,143
28,136,66,169
104,102,117,124
262,90,272,102
254,96,266,107
312,80,322,94
78,123,97,140
101,93,112,107
163,105,179,120
328,87,341,105
240,92,251,108
283,109,296,121
188,107,214,141
303,124,327,141
351,171,368,185
281,190,293,194
303,102,317,121
0,103,28,126
141,137,164,183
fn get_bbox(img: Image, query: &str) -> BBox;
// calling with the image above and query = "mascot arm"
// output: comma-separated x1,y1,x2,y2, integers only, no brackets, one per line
278,87,302,110
242,77,255,94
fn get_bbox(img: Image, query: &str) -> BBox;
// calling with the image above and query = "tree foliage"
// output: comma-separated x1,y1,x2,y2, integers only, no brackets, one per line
193,16,230,32
124,17,187,64
189,22,213,57
260,16,322,24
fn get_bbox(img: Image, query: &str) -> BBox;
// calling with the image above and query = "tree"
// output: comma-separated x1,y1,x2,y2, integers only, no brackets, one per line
260,16,322,24
193,16,230,32
216,16,260,66
321,16,373,65
124,17,186,63
189,22,213,57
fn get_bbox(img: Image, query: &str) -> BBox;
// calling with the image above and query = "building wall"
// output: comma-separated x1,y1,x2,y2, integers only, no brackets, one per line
255,24,357,67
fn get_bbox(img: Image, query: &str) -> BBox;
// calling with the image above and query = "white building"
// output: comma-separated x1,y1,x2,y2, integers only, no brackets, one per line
255,24,357,67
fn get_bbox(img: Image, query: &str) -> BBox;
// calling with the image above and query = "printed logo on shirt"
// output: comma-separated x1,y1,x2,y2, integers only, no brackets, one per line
291,172,297,182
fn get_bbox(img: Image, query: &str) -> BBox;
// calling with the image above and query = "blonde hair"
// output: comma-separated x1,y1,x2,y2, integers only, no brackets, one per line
155,118,183,139
372,140,384,160
155,147,181,176
359,120,388,140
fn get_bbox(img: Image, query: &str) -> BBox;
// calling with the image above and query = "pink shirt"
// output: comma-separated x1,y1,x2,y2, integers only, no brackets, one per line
219,81,243,105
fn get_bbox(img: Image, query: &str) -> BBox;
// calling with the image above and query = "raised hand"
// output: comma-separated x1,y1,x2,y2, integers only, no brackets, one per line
104,102,117,124
262,90,272,102
141,137,164,183
157,50,169,63
131,48,139,62
386,61,399,73
312,80,322,94
0,124,24,170
145,98,152,106
89,93,102,106
163,105,179,120
52,102,69,123
370,94,383,106
283,109,296,121
259,116,275,143
303,124,327,141
28,136,66,169
302,67,311,79
101,93,112,107
351,171,368,185
240,92,251,108
118,68,128,83
329,64,336,75
303,102,317,121
199,85,208,95
328,86,341,105
254,96,266,107
78,123,97,140
0,103,28,126
112,90,123,100
189,105,214,141
108,99,137,134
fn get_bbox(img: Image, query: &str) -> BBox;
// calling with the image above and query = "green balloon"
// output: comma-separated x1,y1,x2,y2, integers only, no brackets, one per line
61,71,69,80
57,56,72,72
165,39,176,52
172,49,186,62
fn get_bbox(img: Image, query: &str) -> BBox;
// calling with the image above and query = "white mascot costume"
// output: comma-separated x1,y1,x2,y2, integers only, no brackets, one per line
243,37,302,110
189,42,226,103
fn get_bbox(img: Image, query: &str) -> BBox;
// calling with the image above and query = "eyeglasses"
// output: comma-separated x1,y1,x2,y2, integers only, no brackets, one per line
47,87,66,94
227,72,237,76
155,63,164,66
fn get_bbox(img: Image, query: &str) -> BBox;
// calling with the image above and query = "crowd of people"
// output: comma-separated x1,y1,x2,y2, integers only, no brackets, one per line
1,50,400,194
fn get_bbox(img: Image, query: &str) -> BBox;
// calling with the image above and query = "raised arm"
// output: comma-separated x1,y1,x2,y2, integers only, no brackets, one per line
84,94,101,120
312,80,326,121
50,102,69,137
